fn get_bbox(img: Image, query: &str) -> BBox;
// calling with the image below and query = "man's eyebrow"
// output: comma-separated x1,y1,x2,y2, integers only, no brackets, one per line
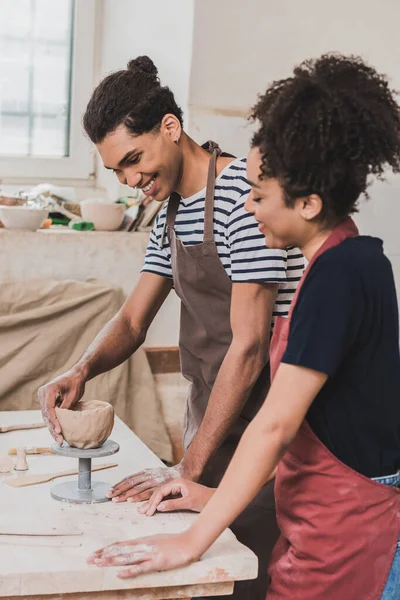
104,150,139,170
117,150,139,168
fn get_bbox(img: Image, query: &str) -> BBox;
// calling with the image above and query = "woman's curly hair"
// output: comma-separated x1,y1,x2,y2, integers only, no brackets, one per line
251,54,400,224
83,55,183,143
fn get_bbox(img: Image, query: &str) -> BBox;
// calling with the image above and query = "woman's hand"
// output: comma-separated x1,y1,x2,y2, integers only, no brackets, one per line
87,531,199,578
138,478,215,516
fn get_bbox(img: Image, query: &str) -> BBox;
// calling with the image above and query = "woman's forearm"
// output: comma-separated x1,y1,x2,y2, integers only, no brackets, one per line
186,420,285,557
185,363,327,558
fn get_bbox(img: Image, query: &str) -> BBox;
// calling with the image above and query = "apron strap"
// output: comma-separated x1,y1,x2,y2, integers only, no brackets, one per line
160,192,180,248
160,142,226,247
204,150,218,243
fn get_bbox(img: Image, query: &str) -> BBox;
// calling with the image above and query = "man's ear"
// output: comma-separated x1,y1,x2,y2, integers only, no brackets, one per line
161,114,182,144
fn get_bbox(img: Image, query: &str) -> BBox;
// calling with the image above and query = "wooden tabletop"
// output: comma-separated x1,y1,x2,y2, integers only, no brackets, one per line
0,411,257,599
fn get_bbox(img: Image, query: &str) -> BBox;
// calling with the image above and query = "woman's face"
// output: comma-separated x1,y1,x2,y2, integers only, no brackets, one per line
245,147,307,249
97,117,182,202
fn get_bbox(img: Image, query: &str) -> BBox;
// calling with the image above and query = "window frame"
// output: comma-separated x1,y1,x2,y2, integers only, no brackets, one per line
0,0,96,184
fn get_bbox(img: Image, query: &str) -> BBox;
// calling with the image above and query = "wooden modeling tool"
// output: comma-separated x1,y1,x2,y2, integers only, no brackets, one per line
14,448,29,471
4,462,117,488
0,422,45,433
8,447,53,455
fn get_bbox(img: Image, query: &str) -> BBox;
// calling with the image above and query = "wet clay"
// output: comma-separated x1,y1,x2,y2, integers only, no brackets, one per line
55,400,114,449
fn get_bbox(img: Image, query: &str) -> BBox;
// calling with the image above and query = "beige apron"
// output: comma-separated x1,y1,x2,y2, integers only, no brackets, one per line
165,144,279,600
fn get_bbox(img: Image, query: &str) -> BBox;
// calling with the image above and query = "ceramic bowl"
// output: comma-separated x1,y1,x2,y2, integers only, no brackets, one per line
0,206,49,231
80,202,125,231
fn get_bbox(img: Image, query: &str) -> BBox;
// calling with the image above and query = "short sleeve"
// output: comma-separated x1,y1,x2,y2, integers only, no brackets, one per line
141,207,173,279
282,256,363,376
228,193,288,284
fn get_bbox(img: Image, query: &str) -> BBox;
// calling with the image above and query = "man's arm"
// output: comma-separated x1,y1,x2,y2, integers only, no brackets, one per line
39,273,172,443
108,281,278,501
77,273,172,380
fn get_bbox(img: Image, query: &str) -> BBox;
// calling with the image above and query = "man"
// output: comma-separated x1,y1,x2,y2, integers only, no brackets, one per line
39,56,304,599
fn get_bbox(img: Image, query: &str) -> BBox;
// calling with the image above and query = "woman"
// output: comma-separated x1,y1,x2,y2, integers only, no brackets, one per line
88,54,400,599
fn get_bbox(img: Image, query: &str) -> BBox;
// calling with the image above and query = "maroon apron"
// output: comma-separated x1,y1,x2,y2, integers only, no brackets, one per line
268,217,400,600
165,144,280,600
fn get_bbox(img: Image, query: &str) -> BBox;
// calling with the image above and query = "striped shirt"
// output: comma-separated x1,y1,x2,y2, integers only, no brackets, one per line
142,157,304,318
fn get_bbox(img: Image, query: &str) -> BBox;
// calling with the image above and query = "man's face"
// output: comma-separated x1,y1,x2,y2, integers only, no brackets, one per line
97,122,183,202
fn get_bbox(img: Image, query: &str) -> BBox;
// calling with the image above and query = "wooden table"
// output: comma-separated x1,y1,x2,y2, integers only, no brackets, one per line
0,411,257,599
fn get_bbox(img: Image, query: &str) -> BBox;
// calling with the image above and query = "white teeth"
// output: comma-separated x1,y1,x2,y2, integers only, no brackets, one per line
143,178,155,193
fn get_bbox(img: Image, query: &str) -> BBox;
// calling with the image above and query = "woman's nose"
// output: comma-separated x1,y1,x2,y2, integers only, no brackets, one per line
244,192,255,214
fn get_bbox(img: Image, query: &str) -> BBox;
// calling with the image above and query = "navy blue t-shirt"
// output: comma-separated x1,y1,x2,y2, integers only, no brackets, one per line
282,236,400,478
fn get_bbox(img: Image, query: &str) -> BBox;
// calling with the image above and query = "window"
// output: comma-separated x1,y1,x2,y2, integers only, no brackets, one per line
0,0,96,181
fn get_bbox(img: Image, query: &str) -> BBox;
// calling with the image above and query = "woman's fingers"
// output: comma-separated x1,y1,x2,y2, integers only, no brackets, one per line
118,561,154,578
88,539,153,566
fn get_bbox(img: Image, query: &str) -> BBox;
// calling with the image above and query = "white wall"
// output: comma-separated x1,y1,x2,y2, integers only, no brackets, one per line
94,0,195,346
97,0,195,200
189,0,400,294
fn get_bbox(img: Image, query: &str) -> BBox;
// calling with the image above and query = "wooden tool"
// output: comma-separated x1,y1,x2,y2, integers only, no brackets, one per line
0,422,45,433
14,448,28,471
4,462,117,488
8,447,53,455
0,519,82,536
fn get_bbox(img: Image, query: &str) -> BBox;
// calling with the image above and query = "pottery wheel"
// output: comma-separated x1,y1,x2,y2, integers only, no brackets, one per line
50,440,119,504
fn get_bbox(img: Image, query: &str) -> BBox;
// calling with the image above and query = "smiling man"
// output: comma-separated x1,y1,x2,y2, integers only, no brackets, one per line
39,56,304,600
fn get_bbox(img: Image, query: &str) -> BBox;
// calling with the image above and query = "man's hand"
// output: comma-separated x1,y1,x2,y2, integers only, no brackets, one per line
138,478,215,515
38,368,86,445
106,463,196,503
87,531,199,578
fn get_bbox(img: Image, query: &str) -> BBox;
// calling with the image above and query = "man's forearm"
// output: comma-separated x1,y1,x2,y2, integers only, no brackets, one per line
181,343,268,479
76,312,146,381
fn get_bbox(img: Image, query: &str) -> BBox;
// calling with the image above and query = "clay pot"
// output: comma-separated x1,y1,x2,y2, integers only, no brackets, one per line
55,400,114,449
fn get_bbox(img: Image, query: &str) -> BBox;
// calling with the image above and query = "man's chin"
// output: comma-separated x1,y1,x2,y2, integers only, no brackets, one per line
152,188,170,203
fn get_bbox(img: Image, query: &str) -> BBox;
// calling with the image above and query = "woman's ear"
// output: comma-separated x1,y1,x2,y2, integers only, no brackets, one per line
299,194,323,221
161,114,182,143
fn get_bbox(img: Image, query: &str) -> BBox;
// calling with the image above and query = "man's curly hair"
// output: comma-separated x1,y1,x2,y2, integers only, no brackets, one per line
83,55,183,144
251,54,400,224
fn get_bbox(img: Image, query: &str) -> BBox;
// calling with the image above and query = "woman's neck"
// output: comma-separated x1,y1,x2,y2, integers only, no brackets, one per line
300,227,334,262
175,134,232,198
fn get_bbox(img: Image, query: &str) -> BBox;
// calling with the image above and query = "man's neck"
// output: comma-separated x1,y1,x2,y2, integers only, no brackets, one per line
174,135,232,198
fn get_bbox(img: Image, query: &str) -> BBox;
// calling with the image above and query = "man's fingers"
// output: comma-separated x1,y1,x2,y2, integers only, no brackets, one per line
59,392,79,411
107,472,148,494
40,397,63,443
127,490,153,504
112,481,157,503
107,475,149,498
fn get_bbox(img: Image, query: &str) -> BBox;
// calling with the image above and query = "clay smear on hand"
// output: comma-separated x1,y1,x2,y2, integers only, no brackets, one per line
55,400,114,449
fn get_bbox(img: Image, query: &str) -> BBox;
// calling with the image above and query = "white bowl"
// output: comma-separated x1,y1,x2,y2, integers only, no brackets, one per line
80,202,125,231
0,206,49,231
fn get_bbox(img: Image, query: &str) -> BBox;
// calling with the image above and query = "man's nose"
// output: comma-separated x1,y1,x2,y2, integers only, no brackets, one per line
126,171,142,189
